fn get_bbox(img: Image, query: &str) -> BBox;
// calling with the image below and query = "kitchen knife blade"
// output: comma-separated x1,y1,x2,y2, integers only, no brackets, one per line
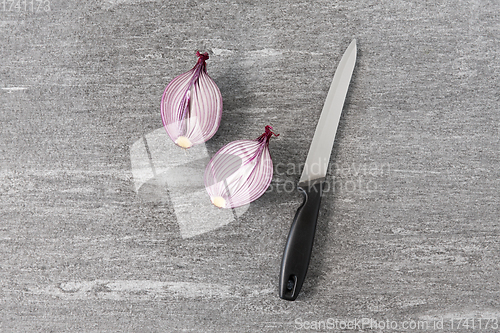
279,39,357,301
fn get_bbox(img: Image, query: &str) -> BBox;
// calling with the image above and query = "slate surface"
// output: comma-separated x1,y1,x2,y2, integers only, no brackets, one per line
1,0,499,332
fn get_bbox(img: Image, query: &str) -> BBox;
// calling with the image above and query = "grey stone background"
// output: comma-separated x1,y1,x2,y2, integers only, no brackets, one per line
1,0,499,331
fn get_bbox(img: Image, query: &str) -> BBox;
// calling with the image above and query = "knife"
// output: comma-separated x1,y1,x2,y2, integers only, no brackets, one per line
279,39,357,301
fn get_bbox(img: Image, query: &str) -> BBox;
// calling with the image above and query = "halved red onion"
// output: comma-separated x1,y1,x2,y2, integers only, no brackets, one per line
204,126,279,208
161,51,223,149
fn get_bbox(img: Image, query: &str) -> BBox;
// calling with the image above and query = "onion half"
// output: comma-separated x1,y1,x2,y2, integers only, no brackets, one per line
161,52,223,149
204,126,279,208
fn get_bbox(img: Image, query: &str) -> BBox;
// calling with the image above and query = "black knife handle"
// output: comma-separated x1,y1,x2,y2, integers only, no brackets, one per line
279,180,324,301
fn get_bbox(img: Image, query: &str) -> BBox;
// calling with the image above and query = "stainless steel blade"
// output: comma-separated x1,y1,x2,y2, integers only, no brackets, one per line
298,39,357,185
